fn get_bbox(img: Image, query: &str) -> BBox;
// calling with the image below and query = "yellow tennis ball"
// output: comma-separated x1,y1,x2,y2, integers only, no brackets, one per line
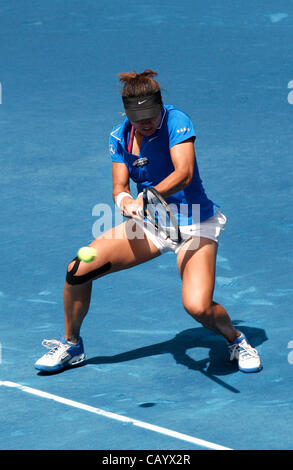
77,246,97,263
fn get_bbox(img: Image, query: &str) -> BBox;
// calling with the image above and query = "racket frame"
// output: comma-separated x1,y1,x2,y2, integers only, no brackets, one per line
142,187,182,243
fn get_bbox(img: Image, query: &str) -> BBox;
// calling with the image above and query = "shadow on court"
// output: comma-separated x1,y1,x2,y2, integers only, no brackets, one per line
87,323,268,394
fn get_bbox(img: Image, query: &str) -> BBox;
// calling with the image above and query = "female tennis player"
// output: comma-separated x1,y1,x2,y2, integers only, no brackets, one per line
35,70,261,373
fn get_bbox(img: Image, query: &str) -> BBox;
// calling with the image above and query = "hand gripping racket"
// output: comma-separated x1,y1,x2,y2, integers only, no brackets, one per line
137,187,182,243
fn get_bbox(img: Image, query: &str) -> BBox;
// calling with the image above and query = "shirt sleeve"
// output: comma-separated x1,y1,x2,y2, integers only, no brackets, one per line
168,109,196,148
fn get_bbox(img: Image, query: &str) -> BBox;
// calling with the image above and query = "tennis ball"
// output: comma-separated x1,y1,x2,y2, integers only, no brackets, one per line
77,246,97,263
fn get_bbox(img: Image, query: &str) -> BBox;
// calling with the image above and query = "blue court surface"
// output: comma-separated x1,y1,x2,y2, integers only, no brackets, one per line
1,0,293,453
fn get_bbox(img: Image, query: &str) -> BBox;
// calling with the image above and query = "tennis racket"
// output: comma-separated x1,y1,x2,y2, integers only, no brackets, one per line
137,187,182,243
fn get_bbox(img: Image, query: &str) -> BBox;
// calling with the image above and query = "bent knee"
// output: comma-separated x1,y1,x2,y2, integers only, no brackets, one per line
183,298,213,320
66,256,112,286
67,259,76,273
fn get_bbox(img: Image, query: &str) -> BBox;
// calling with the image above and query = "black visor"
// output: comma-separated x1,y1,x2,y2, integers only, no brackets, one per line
122,91,163,122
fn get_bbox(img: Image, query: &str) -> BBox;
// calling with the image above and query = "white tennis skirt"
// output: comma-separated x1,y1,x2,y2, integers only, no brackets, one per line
134,207,227,254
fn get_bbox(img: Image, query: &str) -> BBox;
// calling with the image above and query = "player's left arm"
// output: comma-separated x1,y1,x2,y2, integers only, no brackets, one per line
154,138,195,198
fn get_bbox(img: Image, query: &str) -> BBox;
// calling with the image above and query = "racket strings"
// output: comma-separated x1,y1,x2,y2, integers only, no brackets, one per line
147,203,172,229
143,188,181,243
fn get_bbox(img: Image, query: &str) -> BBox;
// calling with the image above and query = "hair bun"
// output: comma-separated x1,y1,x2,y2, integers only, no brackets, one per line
140,69,158,79
117,69,161,98
118,69,158,83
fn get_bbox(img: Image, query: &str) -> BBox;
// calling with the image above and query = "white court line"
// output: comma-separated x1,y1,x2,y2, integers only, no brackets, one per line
0,380,232,451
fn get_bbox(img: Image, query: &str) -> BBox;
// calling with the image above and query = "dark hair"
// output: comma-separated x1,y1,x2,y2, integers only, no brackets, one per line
118,69,161,98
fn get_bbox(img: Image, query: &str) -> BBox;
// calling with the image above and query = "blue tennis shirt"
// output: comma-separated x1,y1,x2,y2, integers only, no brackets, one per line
109,105,215,224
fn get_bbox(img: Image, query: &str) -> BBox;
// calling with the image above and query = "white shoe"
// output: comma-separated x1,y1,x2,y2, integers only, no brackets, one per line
34,337,85,372
228,333,262,373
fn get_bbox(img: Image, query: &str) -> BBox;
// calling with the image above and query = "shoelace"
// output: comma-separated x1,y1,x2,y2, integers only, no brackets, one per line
229,340,259,361
41,339,69,356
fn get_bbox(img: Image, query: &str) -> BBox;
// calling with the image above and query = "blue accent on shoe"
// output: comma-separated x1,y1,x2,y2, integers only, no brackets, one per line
34,336,85,372
61,336,84,349
231,332,246,345
239,364,262,373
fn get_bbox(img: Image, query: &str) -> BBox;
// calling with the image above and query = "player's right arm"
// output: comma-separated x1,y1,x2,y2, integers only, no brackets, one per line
112,161,131,201
112,162,143,218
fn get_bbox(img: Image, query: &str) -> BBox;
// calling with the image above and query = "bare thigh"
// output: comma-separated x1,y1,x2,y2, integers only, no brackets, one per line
177,237,218,311
68,220,161,280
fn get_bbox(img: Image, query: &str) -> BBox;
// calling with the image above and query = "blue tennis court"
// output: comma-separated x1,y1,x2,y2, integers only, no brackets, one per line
1,0,293,452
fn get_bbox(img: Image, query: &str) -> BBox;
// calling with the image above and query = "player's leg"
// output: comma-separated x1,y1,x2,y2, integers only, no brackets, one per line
177,236,239,342
176,237,261,372
34,220,160,372
64,220,161,341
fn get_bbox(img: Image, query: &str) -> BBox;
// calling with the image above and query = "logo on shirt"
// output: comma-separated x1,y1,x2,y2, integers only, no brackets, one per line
132,157,149,167
176,127,191,133
109,144,116,155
